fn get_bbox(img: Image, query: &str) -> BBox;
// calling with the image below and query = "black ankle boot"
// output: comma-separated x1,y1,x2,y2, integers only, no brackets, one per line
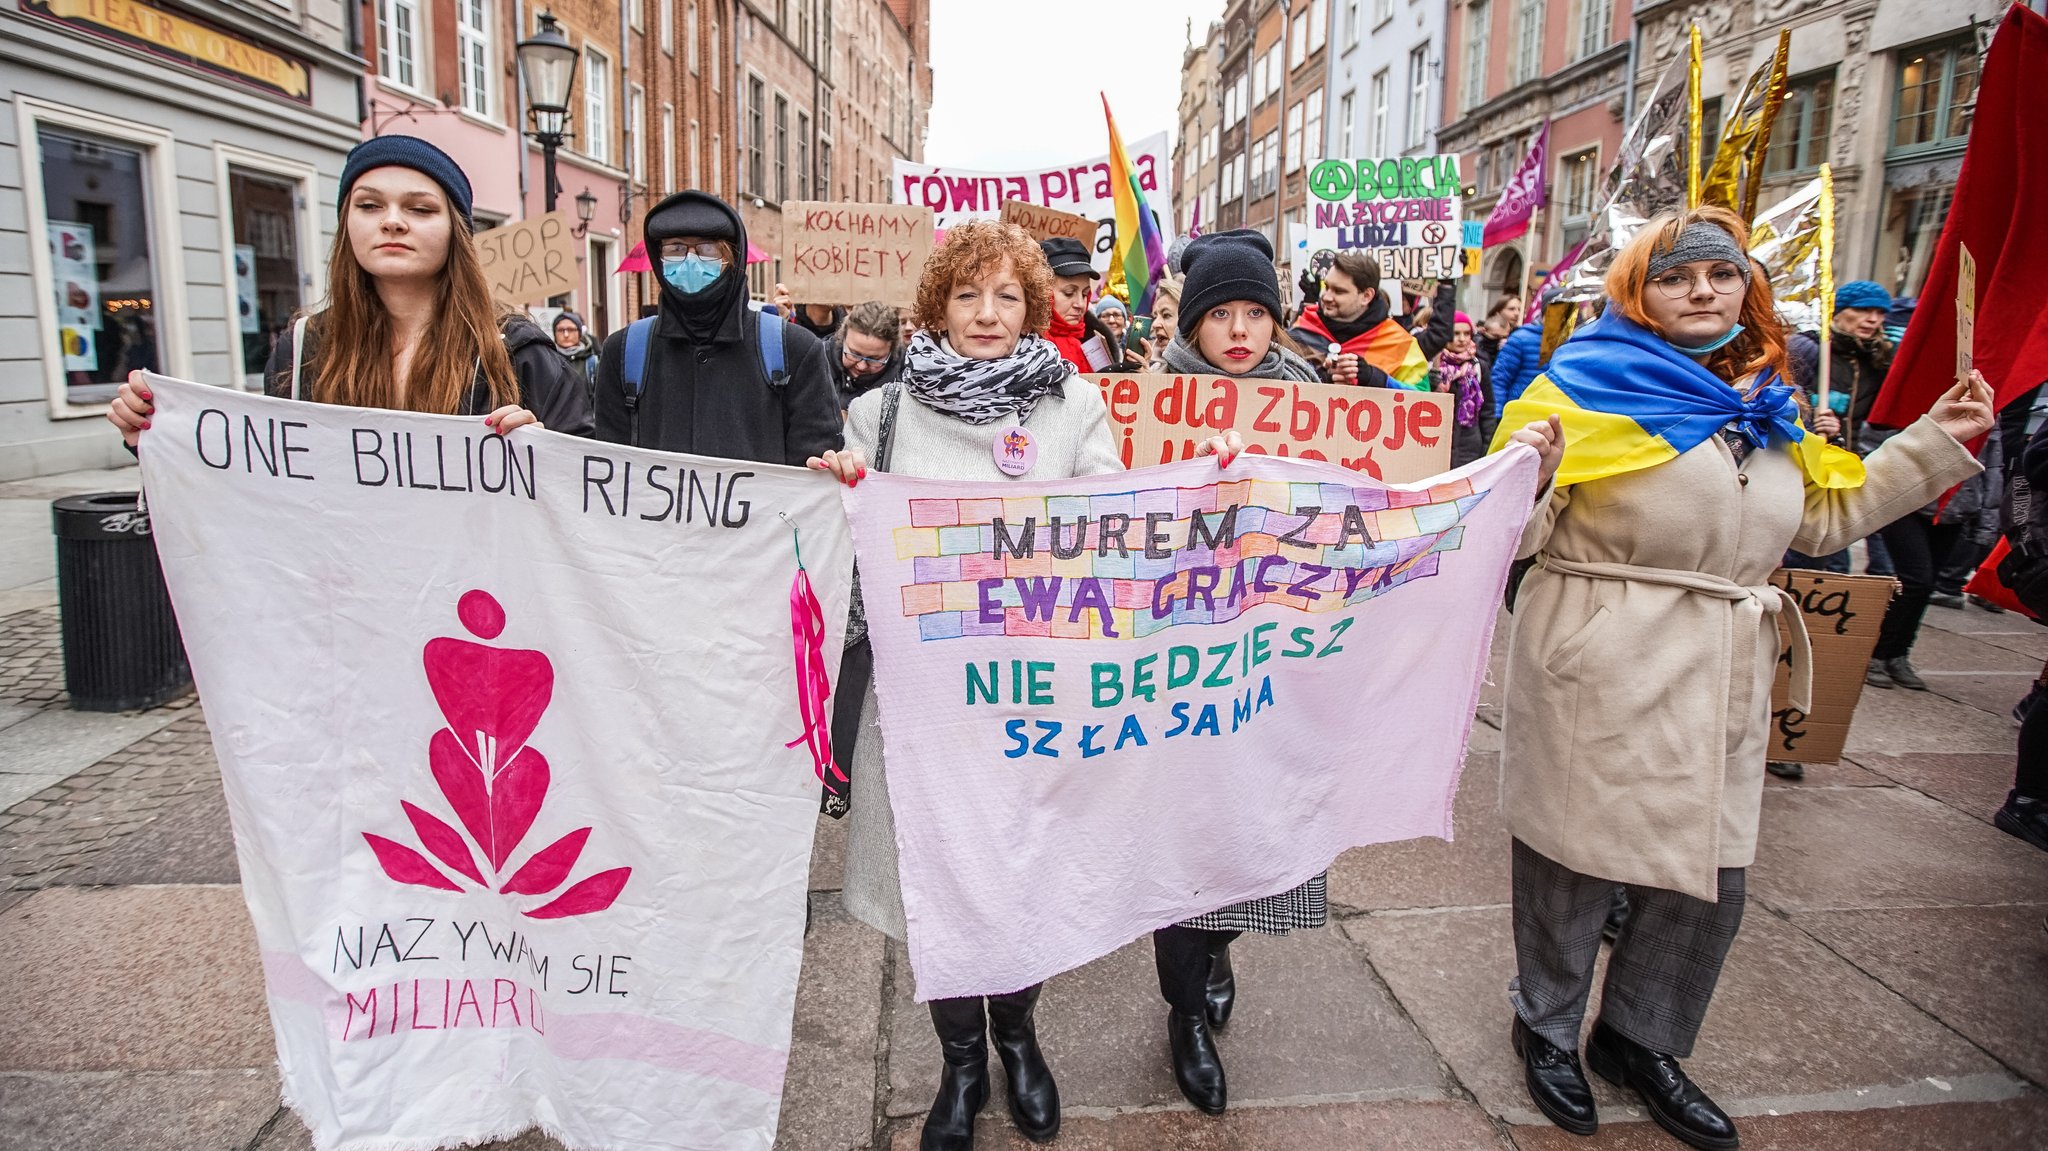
922,996,989,1151
986,984,1059,1142
1587,1020,1738,1151
1512,1015,1596,1136
1167,1009,1227,1114
1204,940,1236,1029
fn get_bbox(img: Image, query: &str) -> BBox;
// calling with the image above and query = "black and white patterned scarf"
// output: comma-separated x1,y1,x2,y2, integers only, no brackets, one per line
902,330,1072,424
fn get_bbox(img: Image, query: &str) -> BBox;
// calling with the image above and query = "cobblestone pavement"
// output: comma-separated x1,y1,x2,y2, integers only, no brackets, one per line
2,589,2045,1150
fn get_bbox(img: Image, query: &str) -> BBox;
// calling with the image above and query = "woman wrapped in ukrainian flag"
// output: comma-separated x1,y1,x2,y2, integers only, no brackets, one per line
1490,204,1996,1150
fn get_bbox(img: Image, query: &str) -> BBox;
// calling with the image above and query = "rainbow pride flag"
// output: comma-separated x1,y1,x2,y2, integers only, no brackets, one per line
1103,95,1167,316
1490,312,1864,490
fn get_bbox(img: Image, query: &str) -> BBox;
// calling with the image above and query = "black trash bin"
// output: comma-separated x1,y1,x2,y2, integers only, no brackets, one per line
52,492,191,711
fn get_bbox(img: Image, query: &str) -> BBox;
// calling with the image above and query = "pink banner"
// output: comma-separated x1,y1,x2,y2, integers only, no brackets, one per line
844,449,1540,1000
1482,122,1549,248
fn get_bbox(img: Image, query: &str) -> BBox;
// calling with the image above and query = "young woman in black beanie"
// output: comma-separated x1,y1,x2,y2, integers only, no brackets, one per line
110,136,591,441
1158,229,1322,387
1147,228,1324,1119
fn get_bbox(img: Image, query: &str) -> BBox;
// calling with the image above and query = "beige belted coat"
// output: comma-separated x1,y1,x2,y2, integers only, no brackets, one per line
1501,414,1980,901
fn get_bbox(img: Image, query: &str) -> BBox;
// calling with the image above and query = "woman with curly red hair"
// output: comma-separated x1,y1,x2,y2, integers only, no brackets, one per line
1492,206,1994,1148
806,220,1242,1151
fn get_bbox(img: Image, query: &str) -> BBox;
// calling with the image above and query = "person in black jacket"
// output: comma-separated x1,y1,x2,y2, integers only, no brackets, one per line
593,191,842,464
1787,280,1895,452
109,135,590,444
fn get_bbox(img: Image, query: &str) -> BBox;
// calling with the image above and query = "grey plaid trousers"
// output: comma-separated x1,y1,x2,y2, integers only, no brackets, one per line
1508,838,1745,1057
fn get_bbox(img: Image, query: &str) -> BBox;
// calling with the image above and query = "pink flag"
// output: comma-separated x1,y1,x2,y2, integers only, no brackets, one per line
1482,122,1549,248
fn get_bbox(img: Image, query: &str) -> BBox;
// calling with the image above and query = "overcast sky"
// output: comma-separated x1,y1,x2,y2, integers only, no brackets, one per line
922,0,1226,171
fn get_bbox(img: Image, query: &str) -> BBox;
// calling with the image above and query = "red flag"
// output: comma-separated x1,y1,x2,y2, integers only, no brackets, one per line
1871,6,2048,427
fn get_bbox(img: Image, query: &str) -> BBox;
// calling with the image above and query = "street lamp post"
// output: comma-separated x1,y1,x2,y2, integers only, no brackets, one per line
517,11,580,214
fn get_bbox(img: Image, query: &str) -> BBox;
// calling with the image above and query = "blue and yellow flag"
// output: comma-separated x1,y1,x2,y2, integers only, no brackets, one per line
1490,312,1864,489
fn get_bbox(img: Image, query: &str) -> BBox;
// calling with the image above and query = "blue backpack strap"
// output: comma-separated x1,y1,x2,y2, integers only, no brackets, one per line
622,316,657,399
756,308,787,386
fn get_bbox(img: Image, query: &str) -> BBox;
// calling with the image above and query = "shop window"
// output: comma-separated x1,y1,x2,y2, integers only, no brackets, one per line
377,0,422,92
227,169,304,390
1462,0,1490,111
584,47,611,164
774,94,788,202
1764,70,1833,176
1558,146,1600,248
39,126,165,403
1697,97,1723,181
1891,35,1978,153
458,0,491,116
1878,181,1955,298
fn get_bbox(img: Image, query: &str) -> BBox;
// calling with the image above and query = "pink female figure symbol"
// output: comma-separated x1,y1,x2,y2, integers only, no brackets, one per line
422,590,555,873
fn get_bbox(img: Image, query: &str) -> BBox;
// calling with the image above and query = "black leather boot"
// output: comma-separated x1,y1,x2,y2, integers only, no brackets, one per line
1587,1020,1738,1151
922,997,989,1151
1204,939,1236,1029
986,985,1059,1142
1512,1015,1597,1136
1167,1009,1227,1114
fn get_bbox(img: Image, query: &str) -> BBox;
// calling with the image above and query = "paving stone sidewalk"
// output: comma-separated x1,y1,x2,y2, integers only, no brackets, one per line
1,467,2044,1150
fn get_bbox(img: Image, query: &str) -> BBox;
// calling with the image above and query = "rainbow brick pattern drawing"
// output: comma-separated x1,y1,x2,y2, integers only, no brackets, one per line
891,475,1489,641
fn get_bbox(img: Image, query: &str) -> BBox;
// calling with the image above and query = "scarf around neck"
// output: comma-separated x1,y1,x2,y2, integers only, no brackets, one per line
1437,348,1483,427
1161,332,1322,382
903,330,1072,424
1491,311,1866,489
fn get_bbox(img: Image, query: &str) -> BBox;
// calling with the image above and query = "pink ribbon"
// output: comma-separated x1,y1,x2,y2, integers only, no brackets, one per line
785,563,845,793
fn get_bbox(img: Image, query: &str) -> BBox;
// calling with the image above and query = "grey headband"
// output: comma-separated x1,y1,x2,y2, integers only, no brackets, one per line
1646,222,1753,285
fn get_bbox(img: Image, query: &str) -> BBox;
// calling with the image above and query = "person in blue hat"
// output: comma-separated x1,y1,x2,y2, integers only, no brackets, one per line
1787,280,1895,453
1779,280,1899,584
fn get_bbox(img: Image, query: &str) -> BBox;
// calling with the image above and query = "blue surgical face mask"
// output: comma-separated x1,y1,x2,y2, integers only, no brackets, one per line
661,253,726,294
1668,322,1745,357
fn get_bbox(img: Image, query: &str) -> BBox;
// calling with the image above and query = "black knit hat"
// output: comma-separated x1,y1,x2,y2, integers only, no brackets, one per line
339,135,475,225
1176,229,1282,337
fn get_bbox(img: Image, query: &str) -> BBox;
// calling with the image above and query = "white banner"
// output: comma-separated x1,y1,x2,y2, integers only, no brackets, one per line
844,449,1537,1000
893,133,1175,268
135,375,854,1151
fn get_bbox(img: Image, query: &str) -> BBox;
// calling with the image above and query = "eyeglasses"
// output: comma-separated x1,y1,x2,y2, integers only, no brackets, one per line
1649,266,1745,299
842,348,889,366
659,240,727,260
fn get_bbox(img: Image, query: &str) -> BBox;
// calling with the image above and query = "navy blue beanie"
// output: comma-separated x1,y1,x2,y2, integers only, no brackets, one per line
339,136,475,226
1176,229,1282,337
1834,280,1891,312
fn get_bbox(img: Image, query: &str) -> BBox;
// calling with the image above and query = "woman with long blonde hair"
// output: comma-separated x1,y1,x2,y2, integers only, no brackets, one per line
1491,205,1993,1148
110,137,591,443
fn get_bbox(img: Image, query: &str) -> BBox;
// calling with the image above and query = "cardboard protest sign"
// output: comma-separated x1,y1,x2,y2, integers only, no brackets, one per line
1303,155,1465,280
844,448,1540,999
135,375,853,1151
999,199,1100,246
1094,373,1452,481
1768,570,1897,763
1958,243,1977,387
477,211,578,307
781,201,933,307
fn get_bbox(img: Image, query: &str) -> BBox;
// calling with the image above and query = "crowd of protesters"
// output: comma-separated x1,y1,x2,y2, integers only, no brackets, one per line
102,135,2041,1151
